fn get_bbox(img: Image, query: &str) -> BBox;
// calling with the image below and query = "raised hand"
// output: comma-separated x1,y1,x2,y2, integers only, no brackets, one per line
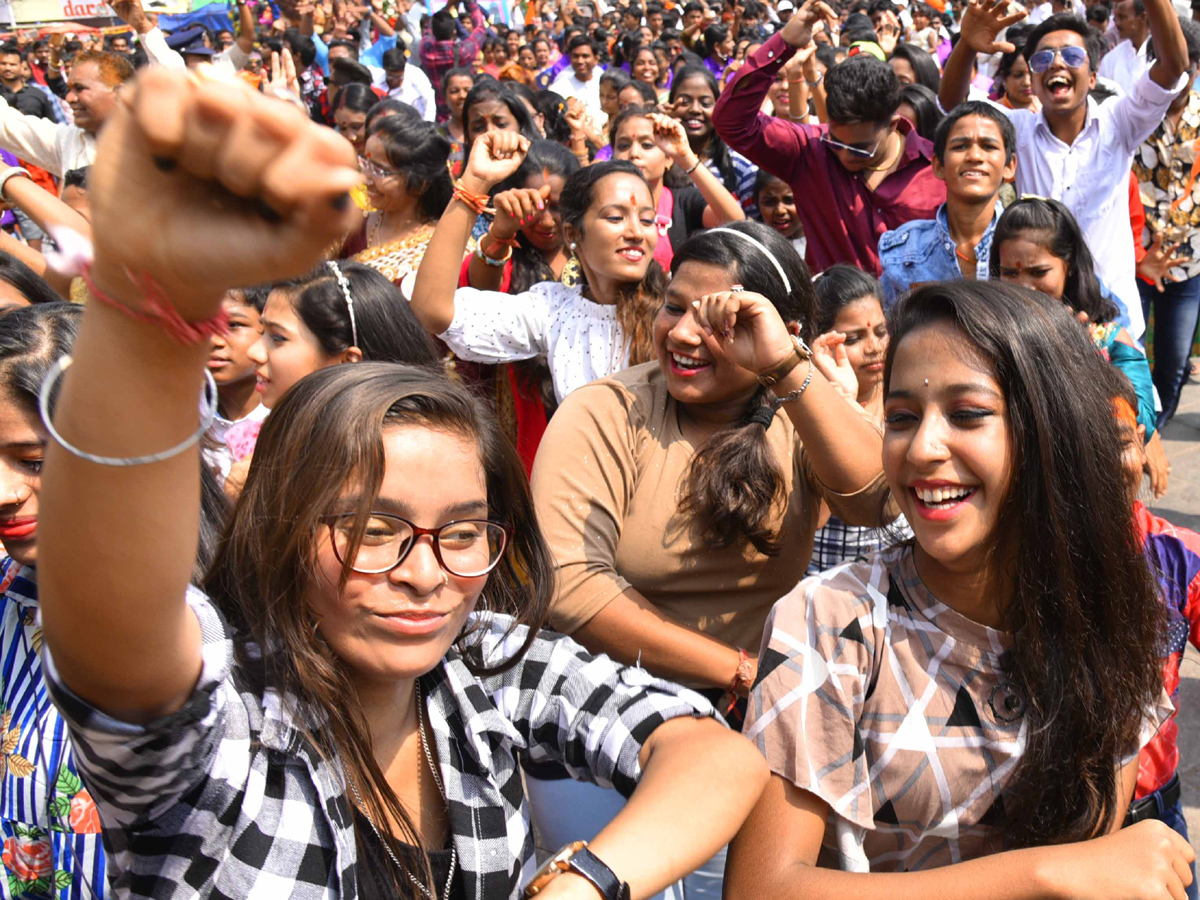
461,130,530,193
648,112,694,166
265,47,303,106
780,0,838,48
1145,430,1171,499
875,9,901,55
491,184,552,240
690,288,797,377
811,332,858,402
957,0,1026,54
1137,232,1187,292
88,66,361,322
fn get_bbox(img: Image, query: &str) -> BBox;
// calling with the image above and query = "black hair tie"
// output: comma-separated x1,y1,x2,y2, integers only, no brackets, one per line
747,405,776,428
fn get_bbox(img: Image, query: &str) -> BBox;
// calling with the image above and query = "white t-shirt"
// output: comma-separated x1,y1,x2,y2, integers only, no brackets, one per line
549,69,608,129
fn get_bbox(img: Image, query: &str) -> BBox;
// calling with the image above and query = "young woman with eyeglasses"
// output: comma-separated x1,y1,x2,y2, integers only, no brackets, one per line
343,114,463,293
36,66,769,900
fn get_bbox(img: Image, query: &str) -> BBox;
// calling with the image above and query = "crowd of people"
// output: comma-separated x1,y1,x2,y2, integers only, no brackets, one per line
0,0,1193,895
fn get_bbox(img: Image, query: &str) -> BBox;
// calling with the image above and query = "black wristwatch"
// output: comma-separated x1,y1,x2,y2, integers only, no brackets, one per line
523,841,631,900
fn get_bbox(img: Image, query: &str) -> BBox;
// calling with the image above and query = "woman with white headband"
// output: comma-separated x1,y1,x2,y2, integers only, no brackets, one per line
527,219,891,898
248,261,440,412
223,261,441,493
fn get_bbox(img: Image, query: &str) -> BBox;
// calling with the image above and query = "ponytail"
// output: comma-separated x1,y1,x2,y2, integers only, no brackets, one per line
670,222,815,554
678,387,786,555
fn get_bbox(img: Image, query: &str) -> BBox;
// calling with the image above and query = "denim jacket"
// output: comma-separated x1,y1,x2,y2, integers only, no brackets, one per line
878,203,1000,306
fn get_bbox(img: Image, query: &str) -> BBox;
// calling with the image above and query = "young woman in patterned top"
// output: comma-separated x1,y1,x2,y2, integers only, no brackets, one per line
726,280,1191,899
35,67,769,900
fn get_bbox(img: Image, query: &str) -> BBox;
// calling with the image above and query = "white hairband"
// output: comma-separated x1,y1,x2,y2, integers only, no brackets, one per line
326,261,359,349
706,228,792,295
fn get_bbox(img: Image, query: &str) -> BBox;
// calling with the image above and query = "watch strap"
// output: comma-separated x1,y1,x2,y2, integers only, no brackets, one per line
566,846,630,900
757,335,811,387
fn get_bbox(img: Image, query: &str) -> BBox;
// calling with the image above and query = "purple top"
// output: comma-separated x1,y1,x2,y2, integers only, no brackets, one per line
712,33,946,275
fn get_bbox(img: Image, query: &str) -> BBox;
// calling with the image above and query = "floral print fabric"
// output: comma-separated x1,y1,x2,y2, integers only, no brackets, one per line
0,560,106,899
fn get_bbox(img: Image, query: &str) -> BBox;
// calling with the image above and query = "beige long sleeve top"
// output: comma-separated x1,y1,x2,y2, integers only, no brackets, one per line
531,362,891,651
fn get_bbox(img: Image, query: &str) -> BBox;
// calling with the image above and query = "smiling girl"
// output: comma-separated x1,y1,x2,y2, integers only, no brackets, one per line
530,219,889,898
345,115,459,291
609,105,745,269
667,65,759,213
725,280,1189,900
990,197,1169,496
754,170,805,258
806,265,913,575
411,134,667,403
36,66,769,900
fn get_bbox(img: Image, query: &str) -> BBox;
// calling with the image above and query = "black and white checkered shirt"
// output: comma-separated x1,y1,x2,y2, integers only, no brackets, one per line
45,589,715,899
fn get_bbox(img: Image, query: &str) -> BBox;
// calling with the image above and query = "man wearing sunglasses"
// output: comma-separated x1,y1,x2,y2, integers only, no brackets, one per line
712,0,946,276
940,0,1188,340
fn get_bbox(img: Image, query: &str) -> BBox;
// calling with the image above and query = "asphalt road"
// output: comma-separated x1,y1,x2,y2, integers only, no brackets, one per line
1149,378,1200,847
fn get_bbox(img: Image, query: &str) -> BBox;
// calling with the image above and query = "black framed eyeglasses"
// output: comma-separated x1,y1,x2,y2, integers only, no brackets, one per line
321,513,511,577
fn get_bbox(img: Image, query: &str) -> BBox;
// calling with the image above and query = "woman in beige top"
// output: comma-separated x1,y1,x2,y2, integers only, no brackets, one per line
533,220,890,705
528,221,890,897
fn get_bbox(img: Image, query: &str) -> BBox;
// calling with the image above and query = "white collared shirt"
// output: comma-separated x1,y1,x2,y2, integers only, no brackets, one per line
1098,36,1150,94
387,64,437,121
991,68,1188,339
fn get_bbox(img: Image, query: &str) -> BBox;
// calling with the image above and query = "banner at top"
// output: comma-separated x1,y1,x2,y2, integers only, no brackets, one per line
5,0,187,24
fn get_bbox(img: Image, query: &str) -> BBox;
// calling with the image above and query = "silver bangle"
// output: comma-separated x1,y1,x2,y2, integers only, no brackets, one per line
38,355,219,467
771,360,813,404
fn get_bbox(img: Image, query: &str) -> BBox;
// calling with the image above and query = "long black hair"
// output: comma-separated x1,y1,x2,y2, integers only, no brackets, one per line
814,264,883,335
673,221,817,555
897,83,943,141
668,65,741,196
988,197,1119,323
884,281,1163,846
0,304,228,581
0,253,62,307
461,79,542,145
890,42,942,92
701,22,729,59
559,161,667,364
275,263,440,366
368,115,454,222
494,140,581,293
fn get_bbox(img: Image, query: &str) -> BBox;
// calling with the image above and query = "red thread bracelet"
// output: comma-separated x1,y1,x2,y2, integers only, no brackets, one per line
725,647,752,714
452,181,494,216
82,266,230,345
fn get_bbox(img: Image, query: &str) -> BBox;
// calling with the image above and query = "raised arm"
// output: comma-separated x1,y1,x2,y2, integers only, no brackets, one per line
691,288,885,496
650,112,745,227
1,165,91,239
38,68,360,724
0,97,69,175
940,0,1026,111
409,131,529,334
1145,0,1187,87
112,0,187,70
711,0,837,185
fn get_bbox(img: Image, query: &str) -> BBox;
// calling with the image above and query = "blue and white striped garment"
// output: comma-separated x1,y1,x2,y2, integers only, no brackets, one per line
0,559,107,900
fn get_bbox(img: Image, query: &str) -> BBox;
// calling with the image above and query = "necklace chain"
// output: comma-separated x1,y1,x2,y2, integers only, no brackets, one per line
348,681,456,900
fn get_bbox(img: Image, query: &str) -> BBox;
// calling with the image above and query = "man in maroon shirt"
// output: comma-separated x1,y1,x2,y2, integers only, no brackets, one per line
713,0,946,275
